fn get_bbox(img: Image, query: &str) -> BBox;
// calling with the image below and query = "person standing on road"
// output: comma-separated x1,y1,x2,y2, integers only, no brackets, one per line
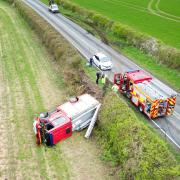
96,71,101,84
89,58,93,66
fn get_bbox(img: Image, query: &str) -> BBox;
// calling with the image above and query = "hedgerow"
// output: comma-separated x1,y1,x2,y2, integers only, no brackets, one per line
97,92,180,179
58,0,180,70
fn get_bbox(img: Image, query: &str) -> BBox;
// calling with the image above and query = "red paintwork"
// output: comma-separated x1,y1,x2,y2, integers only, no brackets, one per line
126,70,152,84
36,109,72,145
49,116,72,144
114,70,152,117
114,70,152,93
114,70,176,119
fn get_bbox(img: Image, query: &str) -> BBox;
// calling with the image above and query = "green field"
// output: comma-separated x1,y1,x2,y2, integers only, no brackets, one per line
69,0,180,49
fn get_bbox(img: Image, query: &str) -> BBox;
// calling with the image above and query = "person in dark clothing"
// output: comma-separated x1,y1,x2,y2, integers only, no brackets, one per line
89,58,93,66
96,71,101,84
49,0,54,5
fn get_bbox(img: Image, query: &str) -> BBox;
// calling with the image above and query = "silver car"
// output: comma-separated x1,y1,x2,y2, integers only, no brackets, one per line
92,52,113,70
49,4,59,13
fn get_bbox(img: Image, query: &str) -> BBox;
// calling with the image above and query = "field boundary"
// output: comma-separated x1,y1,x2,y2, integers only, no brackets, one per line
147,0,180,22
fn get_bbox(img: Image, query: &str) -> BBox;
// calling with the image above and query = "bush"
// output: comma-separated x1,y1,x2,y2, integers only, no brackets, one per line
92,13,110,29
97,92,180,179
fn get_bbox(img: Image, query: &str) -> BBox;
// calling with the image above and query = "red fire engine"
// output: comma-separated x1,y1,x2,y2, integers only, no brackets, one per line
114,70,177,119
33,94,100,146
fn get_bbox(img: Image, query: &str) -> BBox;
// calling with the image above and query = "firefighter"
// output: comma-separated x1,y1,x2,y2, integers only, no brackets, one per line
101,74,106,84
96,71,102,84
101,74,108,91
116,75,121,85
112,84,119,92
122,74,127,91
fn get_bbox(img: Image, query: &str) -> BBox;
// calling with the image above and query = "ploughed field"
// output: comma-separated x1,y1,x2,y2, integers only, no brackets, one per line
69,0,180,48
0,1,112,179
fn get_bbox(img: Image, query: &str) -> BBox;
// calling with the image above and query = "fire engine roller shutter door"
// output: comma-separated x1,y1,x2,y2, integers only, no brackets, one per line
131,96,139,106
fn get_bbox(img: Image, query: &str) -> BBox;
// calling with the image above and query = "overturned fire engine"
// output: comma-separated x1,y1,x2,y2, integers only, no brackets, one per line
33,94,101,146
114,70,177,119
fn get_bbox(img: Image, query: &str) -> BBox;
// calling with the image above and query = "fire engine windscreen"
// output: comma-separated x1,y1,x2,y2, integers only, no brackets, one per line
50,116,68,127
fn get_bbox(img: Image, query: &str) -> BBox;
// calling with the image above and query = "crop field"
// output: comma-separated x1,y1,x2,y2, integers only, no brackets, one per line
69,0,180,49
0,1,112,179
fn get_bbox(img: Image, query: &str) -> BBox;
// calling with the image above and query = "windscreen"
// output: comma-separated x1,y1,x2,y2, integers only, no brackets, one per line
51,116,67,126
52,5,57,8
101,57,110,62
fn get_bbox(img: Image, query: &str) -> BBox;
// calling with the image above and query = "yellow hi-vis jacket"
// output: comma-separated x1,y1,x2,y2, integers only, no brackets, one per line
101,75,106,84
112,84,119,92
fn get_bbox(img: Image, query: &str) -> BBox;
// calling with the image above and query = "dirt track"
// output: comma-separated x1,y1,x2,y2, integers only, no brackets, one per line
0,2,114,179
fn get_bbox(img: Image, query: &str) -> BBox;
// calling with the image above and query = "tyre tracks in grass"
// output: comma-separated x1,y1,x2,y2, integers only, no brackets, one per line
148,0,180,22
0,3,69,179
100,0,180,23
0,29,9,180
155,0,180,20
102,0,149,14
0,10,43,179
106,0,180,22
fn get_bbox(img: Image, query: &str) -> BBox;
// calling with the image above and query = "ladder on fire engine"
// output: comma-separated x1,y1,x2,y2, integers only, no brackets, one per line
85,104,101,138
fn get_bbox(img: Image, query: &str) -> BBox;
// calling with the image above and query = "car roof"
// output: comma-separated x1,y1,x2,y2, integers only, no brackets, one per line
95,52,108,59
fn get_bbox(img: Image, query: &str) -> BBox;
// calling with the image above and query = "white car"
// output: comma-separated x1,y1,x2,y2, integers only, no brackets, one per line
49,4,59,13
91,52,113,70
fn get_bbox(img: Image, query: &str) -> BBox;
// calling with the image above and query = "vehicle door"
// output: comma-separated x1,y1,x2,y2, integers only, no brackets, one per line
49,125,62,144
48,117,72,144
93,55,100,66
114,73,122,85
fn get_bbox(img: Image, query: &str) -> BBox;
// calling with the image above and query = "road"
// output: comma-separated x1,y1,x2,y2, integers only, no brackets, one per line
24,0,180,150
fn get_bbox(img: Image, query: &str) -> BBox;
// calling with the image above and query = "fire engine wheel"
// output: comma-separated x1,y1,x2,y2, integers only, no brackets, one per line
139,105,143,112
36,136,41,145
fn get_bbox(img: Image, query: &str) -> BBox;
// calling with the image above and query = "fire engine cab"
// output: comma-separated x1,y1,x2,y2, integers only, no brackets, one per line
33,94,100,146
114,70,177,119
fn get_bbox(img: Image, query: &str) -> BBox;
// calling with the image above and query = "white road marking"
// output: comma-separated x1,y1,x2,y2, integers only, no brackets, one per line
152,120,180,150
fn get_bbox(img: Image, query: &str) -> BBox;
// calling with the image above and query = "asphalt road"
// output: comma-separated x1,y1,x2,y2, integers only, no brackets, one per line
24,0,180,150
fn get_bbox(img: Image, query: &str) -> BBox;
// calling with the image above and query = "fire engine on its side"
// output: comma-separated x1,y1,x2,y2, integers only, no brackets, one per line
114,70,177,119
33,94,100,146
